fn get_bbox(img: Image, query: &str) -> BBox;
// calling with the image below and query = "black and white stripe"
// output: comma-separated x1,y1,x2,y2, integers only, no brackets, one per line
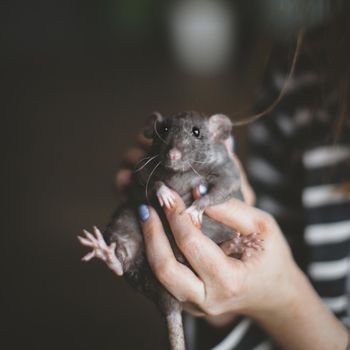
302,143,350,317
186,44,350,349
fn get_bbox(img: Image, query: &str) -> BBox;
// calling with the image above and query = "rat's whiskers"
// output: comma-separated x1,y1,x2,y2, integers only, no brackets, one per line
187,161,203,178
154,120,167,144
145,160,162,202
134,154,160,173
188,158,209,164
135,155,154,166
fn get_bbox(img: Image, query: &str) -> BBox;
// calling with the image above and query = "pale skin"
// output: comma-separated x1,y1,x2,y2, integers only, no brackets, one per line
140,192,348,350
80,134,349,350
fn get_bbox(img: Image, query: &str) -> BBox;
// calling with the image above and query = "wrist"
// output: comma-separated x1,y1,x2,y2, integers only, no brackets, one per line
254,261,321,322
244,261,304,320
266,263,308,316
251,265,348,350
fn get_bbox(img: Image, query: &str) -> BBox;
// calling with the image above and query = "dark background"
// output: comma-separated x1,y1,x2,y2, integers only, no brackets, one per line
2,1,330,349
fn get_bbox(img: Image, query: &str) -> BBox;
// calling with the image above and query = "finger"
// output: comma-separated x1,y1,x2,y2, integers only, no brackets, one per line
205,198,276,236
162,191,231,282
77,236,95,247
192,187,201,200
183,302,206,317
81,251,95,261
223,135,235,155
136,132,152,148
141,207,205,303
231,153,255,206
124,147,145,166
192,184,208,200
115,169,132,190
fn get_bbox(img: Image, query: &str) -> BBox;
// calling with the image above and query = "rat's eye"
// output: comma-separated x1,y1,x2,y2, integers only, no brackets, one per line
163,126,169,133
192,127,200,138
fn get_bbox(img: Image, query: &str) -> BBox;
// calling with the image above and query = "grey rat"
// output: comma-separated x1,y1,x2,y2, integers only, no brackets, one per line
79,110,262,350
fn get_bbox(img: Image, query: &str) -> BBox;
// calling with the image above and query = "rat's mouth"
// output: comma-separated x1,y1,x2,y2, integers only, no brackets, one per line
164,159,190,172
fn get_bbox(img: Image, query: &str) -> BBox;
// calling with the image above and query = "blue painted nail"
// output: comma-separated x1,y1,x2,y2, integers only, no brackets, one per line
138,204,150,222
199,184,208,195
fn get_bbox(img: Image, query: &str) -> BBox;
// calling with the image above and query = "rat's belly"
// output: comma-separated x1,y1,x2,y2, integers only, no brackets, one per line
164,174,203,207
161,173,236,242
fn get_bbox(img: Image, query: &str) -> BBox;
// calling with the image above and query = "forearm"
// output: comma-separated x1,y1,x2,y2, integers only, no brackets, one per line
253,266,349,350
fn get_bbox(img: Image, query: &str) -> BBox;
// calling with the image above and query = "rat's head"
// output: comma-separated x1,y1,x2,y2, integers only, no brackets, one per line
144,111,232,172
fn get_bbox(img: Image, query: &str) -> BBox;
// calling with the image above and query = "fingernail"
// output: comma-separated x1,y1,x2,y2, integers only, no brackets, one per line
228,135,235,152
199,184,208,195
138,204,150,222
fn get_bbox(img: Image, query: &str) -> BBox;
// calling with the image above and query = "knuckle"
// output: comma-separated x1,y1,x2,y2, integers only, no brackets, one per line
228,198,240,211
202,302,222,317
124,147,144,163
143,222,156,239
254,212,275,234
222,283,238,299
216,276,237,299
155,260,176,282
218,272,241,298
178,235,199,252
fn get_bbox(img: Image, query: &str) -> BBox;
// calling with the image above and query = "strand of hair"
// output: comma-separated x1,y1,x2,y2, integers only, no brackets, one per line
232,29,305,127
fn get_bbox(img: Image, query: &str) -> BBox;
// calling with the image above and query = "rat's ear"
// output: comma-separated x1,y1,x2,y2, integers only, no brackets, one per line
143,112,163,139
208,114,232,141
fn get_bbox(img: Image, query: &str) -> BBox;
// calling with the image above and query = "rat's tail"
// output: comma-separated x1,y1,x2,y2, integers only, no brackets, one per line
165,307,185,350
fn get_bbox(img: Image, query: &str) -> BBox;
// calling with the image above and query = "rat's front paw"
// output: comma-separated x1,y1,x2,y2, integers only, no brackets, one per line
184,205,204,228
157,184,176,209
220,232,263,259
78,226,123,276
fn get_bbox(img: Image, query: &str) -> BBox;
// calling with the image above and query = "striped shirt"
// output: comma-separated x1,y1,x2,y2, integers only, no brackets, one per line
185,46,350,349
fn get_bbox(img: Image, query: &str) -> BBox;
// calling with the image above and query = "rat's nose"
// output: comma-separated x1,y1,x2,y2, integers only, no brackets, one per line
168,148,182,161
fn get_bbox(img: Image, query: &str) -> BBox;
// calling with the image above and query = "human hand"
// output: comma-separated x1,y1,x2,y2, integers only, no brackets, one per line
117,134,348,350
138,191,301,319
114,132,152,191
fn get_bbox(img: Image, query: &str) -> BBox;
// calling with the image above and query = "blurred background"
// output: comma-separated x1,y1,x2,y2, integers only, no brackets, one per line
2,1,334,349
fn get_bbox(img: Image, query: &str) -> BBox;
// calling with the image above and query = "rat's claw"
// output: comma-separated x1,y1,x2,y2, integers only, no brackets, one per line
158,197,164,207
80,227,124,276
93,226,107,247
157,185,175,209
184,205,203,228
77,235,95,247
108,254,123,276
83,229,98,244
105,242,123,276
220,232,264,259
81,250,96,261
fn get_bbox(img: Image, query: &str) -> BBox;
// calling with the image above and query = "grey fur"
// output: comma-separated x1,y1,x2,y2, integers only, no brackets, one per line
103,111,244,350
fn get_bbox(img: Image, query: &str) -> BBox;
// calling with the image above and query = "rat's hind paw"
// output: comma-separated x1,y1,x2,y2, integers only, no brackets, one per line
78,226,124,276
157,184,176,209
220,232,263,259
184,205,204,228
